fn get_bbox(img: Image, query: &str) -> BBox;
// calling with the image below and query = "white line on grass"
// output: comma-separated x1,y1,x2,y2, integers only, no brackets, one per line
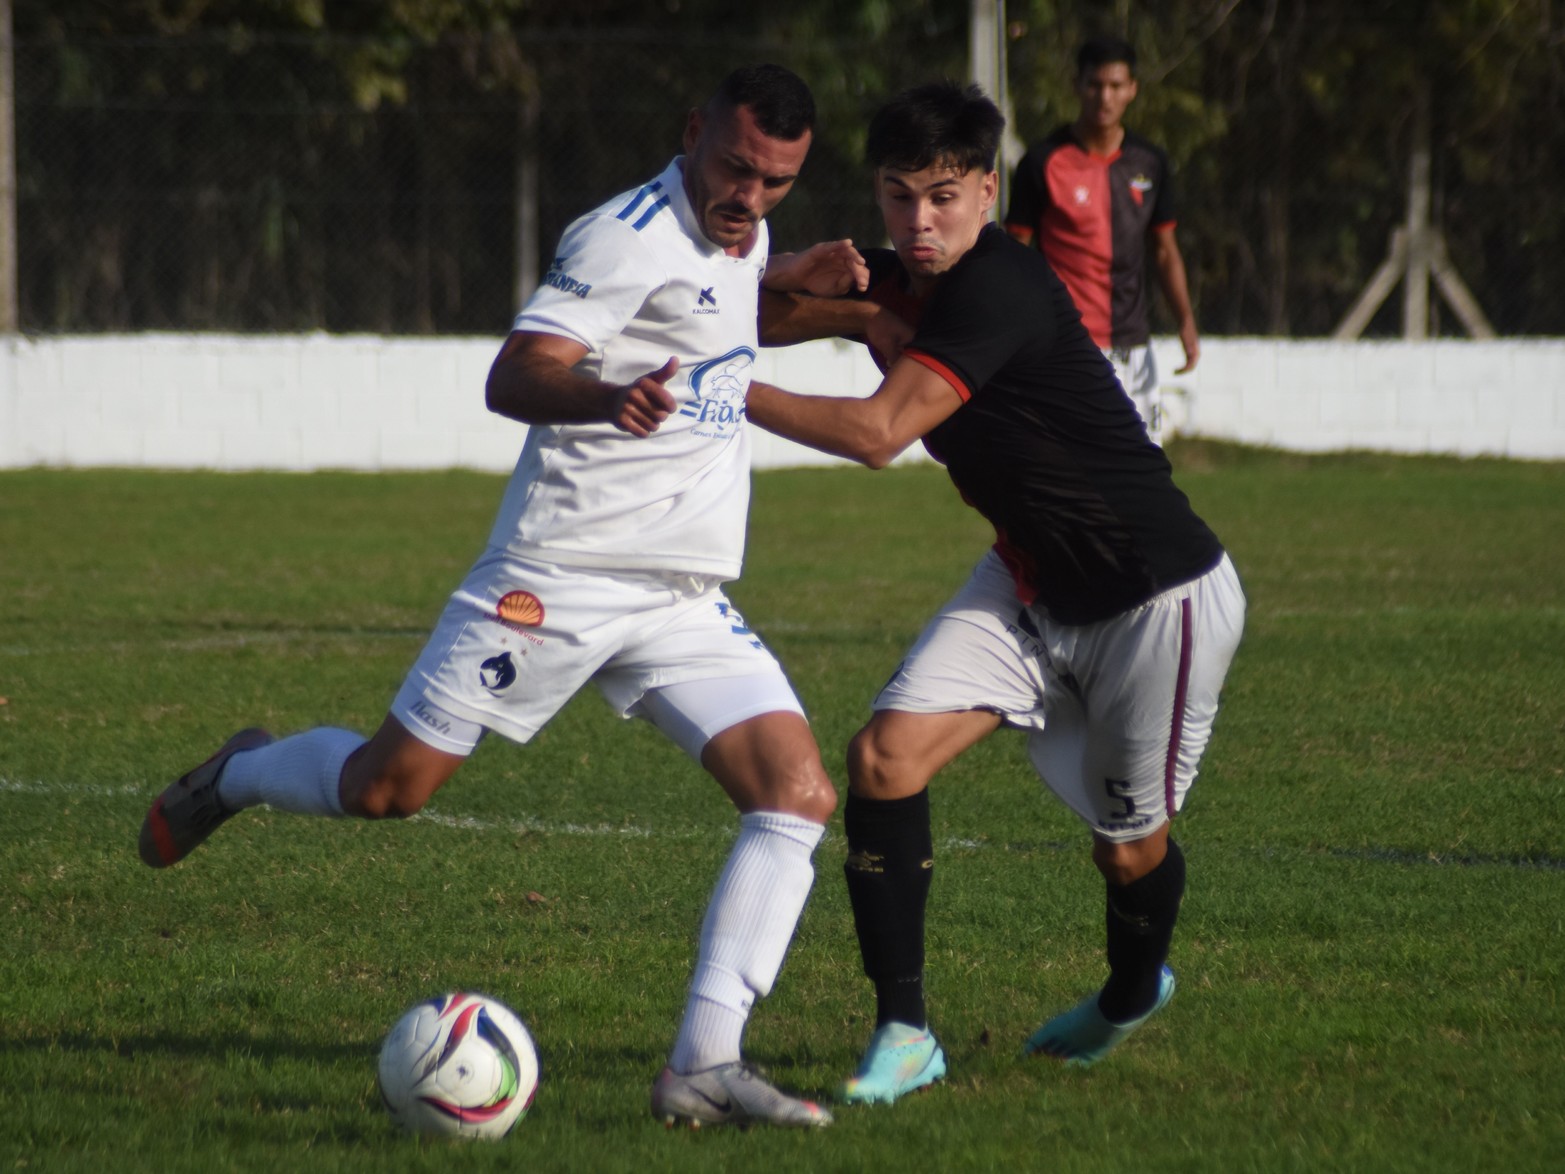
6,778,1563,870
410,809,713,841
0,629,426,658
0,777,708,840
1,779,148,797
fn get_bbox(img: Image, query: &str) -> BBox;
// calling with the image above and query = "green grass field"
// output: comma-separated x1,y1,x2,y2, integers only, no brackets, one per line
2,444,1563,1172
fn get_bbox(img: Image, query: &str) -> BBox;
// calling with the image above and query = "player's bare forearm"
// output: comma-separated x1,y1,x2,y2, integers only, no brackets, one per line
746,359,962,469
1152,228,1200,373
486,331,677,436
759,290,879,347
746,382,899,467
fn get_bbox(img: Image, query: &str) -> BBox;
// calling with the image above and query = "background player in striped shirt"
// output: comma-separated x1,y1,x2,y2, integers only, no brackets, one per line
1005,36,1200,445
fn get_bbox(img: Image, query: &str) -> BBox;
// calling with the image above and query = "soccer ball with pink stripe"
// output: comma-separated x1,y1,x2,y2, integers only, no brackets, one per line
377,992,539,1138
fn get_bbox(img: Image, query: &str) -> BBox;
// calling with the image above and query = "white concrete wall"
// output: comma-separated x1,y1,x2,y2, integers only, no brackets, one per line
1154,337,1565,461
2,333,1563,472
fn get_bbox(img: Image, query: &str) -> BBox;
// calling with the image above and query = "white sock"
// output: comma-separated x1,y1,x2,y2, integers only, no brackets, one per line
217,727,361,816
669,811,824,1074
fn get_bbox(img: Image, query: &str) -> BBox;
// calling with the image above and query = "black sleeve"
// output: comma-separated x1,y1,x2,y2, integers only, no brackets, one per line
859,249,904,298
1003,146,1045,233
1150,144,1177,227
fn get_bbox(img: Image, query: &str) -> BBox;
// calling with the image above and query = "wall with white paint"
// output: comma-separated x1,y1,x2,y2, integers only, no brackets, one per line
3,333,1562,472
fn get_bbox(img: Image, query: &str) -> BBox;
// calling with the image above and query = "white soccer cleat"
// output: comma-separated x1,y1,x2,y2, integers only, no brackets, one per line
650,1062,832,1129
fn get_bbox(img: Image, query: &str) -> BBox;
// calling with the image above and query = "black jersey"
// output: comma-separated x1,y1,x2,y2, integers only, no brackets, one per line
863,225,1223,624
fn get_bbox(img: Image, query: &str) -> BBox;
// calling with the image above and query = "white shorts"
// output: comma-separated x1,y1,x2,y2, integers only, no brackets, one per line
875,549,1245,842
1107,344,1161,445
390,554,804,760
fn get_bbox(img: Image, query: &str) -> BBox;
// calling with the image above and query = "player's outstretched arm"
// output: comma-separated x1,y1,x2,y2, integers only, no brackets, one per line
485,331,677,437
759,290,914,352
1152,225,1200,374
746,357,963,469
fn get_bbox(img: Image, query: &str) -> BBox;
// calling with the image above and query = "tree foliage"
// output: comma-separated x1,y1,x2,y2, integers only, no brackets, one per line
1007,0,1565,335
10,0,1564,334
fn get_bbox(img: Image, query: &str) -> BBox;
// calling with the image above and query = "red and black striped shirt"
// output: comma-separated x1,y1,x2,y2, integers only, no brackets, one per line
1004,126,1175,350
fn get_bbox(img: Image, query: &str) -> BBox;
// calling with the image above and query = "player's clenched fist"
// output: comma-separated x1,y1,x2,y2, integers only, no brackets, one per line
611,356,679,437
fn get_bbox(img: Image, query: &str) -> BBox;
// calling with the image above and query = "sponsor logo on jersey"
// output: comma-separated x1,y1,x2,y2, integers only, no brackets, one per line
693,286,719,315
479,651,517,693
1073,184,1091,206
541,255,592,299
679,346,754,439
493,590,547,645
1128,174,1153,207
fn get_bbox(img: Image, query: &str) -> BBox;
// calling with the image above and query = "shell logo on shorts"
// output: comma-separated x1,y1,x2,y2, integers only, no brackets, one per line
496,590,544,632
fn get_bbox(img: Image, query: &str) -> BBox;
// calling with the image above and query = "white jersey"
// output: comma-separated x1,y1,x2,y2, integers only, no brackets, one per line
490,157,767,580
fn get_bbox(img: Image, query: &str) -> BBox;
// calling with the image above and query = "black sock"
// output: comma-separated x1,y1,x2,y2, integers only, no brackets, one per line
1099,839,1186,1022
843,789,934,1028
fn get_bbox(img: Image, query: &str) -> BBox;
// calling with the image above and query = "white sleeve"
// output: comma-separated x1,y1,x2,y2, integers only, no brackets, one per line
513,215,666,353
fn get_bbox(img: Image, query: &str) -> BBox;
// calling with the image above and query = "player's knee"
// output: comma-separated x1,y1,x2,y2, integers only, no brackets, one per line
846,724,921,799
1091,830,1168,885
772,759,837,824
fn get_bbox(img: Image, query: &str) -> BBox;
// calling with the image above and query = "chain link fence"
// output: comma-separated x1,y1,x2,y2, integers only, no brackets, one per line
10,19,1562,337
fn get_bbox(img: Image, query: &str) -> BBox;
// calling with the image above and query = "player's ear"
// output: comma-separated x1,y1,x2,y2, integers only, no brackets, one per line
980,170,999,214
683,109,704,154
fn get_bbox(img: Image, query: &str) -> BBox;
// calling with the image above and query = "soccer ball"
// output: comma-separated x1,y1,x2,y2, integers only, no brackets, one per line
377,992,539,1139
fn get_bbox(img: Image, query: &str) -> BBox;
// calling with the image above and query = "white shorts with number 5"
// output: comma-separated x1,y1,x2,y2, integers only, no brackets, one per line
874,549,1245,842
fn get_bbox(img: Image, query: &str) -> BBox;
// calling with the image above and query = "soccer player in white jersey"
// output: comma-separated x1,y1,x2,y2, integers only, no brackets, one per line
139,65,871,1130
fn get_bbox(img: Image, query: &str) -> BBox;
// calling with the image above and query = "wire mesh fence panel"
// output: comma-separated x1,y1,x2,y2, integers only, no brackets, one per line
10,7,1564,337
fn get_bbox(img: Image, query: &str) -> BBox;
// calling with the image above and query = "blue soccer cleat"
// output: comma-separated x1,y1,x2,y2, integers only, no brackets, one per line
839,1021,948,1105
1023,966,1176,1067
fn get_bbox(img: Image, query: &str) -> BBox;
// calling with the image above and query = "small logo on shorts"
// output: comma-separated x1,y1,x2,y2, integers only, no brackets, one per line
494,590,547,644
409,699,452,736
479,651,517,693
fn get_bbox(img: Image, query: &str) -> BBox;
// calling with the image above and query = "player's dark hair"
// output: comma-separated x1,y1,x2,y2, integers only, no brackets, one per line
708,64,816,141
1077,35,1137,76
864,80,1005,175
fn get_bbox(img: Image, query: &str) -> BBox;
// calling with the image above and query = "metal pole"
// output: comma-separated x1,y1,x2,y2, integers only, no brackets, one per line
514,81,540,315
1402,86,1431,340
0,0,19,333
969,0,1021,213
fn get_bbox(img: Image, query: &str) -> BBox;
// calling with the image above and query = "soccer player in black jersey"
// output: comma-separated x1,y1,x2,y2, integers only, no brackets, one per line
748,81,1245,1103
